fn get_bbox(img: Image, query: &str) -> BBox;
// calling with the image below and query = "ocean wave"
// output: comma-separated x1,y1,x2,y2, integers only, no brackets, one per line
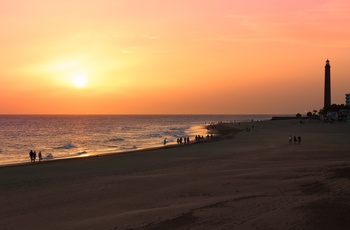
108,137,124,142
120,145,137,150
46,153,54,159
144,133,162,138
169,126,189,131
76,151,88,155
163,130,186,137
121,126,141,131
55,143,76,149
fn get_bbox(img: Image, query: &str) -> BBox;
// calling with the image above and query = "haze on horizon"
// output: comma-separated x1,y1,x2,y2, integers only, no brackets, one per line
1,0,350,115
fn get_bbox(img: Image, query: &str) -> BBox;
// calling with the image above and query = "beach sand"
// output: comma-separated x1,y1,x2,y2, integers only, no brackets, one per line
1,120,350,229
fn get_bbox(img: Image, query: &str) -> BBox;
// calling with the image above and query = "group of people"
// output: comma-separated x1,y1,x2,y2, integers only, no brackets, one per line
177,137,190,144
29,150,42,162
163,134,215,146
289,135,301,144
196,134,214,142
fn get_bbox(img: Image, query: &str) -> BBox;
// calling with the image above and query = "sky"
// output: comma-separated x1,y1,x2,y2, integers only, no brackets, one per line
1,0,350,114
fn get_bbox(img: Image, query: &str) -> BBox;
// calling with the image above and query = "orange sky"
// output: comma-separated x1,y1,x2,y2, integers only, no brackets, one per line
1,0,350,114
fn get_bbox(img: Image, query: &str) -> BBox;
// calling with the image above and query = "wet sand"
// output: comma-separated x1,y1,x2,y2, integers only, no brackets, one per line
1,120,350,229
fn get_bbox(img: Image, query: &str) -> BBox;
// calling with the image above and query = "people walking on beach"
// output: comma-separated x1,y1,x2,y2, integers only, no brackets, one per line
289,135,292,144
177,138,182,144
29,150,34,162
38,151,42,162
33,151,37,162
29,150,42,162
195,135,206,142
293,136,297,144
298,136,301,144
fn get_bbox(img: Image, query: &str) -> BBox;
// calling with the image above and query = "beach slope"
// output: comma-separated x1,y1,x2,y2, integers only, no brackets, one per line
1,120,350,229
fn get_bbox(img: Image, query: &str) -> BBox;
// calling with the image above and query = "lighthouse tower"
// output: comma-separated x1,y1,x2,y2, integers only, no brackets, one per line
324,59,331,109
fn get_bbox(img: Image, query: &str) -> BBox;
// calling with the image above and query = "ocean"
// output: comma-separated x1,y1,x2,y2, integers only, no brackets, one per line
0,115,274,166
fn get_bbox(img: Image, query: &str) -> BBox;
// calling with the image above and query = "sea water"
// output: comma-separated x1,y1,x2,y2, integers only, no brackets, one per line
0,115,273,166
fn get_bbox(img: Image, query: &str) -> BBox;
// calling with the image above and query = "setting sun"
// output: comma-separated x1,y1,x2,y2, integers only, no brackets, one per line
72,74,87,88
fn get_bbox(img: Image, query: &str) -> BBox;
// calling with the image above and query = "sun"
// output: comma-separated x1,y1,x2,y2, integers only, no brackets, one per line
72,73,87,88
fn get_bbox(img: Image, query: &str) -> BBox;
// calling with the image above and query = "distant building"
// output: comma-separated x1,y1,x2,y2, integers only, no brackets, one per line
324,59,331,108
345,94,350,122
326,112,338,122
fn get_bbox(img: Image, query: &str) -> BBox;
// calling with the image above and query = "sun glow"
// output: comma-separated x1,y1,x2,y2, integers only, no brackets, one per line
72,74,88,88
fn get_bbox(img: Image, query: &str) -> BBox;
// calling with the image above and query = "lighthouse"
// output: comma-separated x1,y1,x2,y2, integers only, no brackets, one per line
324,59,331,109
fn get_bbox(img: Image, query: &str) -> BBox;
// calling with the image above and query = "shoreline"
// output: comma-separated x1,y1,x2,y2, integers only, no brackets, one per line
0,114,275,167
0,122,243,169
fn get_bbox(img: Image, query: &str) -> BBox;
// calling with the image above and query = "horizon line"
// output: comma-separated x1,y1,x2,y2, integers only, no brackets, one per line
0,113,296,116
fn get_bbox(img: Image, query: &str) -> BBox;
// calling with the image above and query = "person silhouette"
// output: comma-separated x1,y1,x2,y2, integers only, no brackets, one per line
29,150,33,162
38,151,42,162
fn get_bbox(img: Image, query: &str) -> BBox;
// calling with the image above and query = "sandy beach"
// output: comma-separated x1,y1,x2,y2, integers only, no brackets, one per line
1,120,350,230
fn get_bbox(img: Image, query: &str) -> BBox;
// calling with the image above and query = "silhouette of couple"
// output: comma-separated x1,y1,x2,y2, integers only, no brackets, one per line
29,150,42,162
